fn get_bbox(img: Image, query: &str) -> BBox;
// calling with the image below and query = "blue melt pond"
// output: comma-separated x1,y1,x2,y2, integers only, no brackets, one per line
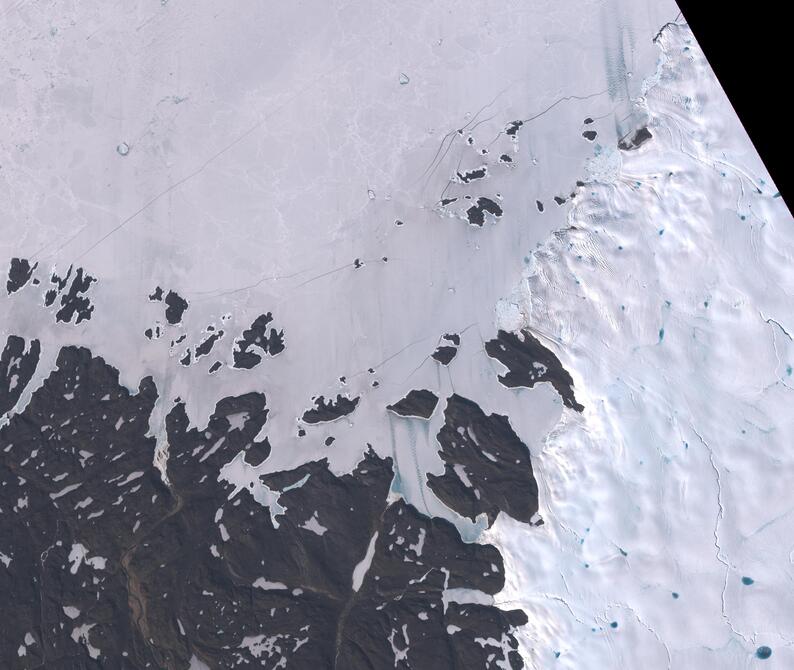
742,576,754,586
756,646,772,660
610,621,618,629
672,592,679,599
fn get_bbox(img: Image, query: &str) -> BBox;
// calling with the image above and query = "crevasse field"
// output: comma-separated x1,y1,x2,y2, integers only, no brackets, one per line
1,0,792,668
486,24,794,669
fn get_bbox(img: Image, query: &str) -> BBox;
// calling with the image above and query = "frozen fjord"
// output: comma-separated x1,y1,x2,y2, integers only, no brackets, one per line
4,1,790,669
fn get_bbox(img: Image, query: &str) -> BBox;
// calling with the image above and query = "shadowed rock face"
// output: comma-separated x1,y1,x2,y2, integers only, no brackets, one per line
456,166,487,184
0,346,166,668
465,196,503,226
232,312,285,369
0,346,528,669
194,330,224,359
41,265,97,324
386,389,439,419
0,335,40,415
505,120,524,137
485,329,584,412
618,126,653,151
6,258,37,295
55,268,97,324
431,345,457,365
335,499,527,670
301,394,360,424
431,333,460,365
164,290,189,325
427,394,539,527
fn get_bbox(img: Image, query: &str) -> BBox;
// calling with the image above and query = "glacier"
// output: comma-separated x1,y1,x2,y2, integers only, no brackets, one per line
486,23,794,669
1,0,792,668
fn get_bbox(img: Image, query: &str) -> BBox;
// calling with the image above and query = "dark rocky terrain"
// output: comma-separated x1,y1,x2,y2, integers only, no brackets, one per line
1,345,533,669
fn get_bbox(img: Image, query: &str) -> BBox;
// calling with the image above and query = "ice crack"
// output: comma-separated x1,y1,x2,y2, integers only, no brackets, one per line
613,602,672,669
692,426,750,643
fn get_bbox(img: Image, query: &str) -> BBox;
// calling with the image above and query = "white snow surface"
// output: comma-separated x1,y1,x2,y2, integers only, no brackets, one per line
2,2,792,668
0,0,677,533
485,24,794,669
352,531,379,592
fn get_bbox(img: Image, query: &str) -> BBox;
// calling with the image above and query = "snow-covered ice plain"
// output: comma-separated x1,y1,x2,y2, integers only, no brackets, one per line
486,24,794,669
1,0,792,667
